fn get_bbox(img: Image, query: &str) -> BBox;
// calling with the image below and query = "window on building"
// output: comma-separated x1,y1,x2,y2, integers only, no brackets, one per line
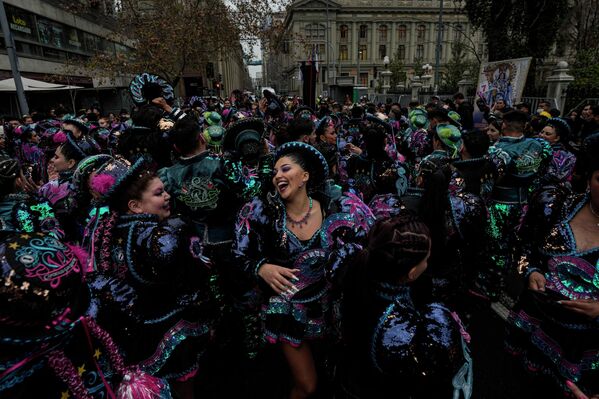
15,40,42,57
38,18,65,48
379,44,387,60
454,24,464,42
339,44,348,60
397,45,405,60
359,45,367,60
282,40,290,54
416,44,424,59
340,25,348,41
305,23,325,39
378,25,388,42
417,24,426,42
397,24,407,42
318,43,325,58
359,72,368,86
359,24,368,39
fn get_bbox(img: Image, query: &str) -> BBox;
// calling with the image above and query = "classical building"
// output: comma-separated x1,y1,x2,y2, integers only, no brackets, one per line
269,0,486,98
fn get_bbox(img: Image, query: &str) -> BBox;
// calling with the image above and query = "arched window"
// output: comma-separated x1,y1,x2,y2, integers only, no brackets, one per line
340,24,349,41
397,24,407,42
359,24,368,39
417,24,426,42
378,24,388,42
305,24,325,39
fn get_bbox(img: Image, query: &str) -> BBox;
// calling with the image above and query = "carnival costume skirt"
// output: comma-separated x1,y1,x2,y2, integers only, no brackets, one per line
506,259,599,395
262,249,331,347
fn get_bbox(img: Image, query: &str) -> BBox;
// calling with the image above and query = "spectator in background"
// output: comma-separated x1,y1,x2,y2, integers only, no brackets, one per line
538,100,551,114
581,104,599,140
492,97,512,117
98,116,111,128
515,102,531,116
287,117,316,144
22,114,34,125
454,92,474,129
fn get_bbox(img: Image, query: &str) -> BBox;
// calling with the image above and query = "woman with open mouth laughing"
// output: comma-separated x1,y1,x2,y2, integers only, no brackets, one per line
85,156,217,399
234,141,374,399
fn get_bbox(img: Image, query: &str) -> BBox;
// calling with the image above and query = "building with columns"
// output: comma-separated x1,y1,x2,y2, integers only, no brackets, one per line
269,0,486,98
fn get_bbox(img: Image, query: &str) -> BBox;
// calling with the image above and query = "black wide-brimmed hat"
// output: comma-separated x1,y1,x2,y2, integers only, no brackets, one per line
263,89,285,117
72,154,114,197
223,118,265,152
365,114,392,135
129,73,174,106
62,115,89,134
90,155,152,202
63,131,101,160
275,141,329,190
294,106,315,120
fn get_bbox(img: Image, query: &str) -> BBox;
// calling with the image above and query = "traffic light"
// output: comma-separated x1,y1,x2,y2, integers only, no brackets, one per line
218,73,222,82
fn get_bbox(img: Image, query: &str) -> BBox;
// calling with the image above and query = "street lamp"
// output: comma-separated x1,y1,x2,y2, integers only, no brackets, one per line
357,49,363,87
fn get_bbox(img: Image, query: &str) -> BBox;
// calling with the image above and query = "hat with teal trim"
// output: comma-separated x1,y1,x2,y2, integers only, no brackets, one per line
275,141,329,191
90,155,152,202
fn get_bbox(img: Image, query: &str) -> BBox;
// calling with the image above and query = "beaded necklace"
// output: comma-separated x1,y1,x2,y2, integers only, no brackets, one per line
286,197,313,228
589,202,599,227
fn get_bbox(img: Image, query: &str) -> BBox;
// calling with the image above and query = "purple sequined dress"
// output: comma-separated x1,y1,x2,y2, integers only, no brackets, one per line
88,214,216,380
507,193,599,395
233,192,373,347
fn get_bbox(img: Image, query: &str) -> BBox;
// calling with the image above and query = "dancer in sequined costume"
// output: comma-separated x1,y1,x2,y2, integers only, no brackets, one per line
506,135,599,398
346,126,408,203
480,111,552,301
38,132,99,241
233,142,373,398
0,153,61,236
339,214,472,398
87,157,216,399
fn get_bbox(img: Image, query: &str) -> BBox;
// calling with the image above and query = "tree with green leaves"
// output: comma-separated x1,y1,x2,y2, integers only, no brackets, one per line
388,53,407,88
463,0,568,61
559,0,599,88
62,0,289,86
441,41,480,92
462,0,568,88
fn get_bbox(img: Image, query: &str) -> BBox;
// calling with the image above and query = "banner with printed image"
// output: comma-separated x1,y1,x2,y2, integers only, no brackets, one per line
476,57,532,109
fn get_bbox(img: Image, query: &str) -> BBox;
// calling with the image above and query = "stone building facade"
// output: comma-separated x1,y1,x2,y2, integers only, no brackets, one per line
269,0,486,97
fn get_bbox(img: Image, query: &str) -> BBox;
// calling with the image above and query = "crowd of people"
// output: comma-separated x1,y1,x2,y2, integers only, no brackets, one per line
0,77,598,399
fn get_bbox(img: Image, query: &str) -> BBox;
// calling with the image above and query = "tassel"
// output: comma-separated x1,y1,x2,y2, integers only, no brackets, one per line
116,370,172,399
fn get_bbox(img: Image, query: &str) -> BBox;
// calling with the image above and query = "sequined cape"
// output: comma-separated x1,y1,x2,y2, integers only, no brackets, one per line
482,137,551,299
158,151,245,244
88,215,216,379
346,154,408,204
222,153,274,203
339,284,471,398
0,193,62,238
233,192,374,347
489,136,552,198
507,193,599,395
